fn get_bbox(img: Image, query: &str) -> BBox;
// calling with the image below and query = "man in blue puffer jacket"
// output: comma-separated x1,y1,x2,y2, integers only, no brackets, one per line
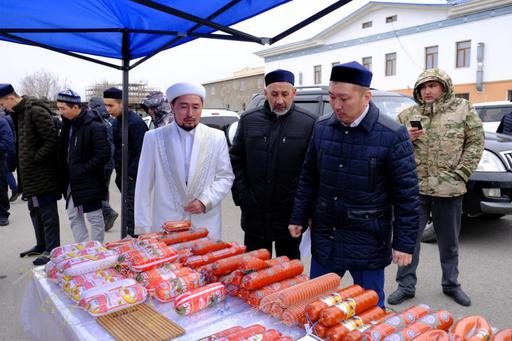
288,61,420,307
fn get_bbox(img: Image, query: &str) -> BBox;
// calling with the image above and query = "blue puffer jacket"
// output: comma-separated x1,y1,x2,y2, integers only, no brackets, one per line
290,102,420,270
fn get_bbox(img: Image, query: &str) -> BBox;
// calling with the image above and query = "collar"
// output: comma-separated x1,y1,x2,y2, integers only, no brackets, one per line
328,102,379,133
175,123,196,137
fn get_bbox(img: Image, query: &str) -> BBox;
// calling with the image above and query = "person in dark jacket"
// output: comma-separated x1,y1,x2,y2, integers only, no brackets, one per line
0,113,14,225
0,84,60,266
288,62,420,308
496,111,512,135
230,69,316,259
57,90,110,243
103,87,147,238
2,112,20,202
89,96,119,231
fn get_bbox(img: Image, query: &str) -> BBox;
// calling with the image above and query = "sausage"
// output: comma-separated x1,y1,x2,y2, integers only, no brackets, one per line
58,250,118,277
281,293,326,326
240,257,269,272
171,237,210,251
325,306,386,341
127,245,179,273
306,284,365,322
413,329,450,341
247,329,282,341
343,312,396,341
359,304,431,341
248,274,309,307
192,240,230,255
185,242,246,268
224,325,266,341
240,259,304,291
383,310,454,341
135,266,193,290
277,272,342,308
314,322,330,338
319,290,379,327
211,249,271,276
491,329,512,341
158,227,209,245
174,282,227,315
79,282,147,317
198,326,243,341
275,338,294,341
50,240,103,259
450,316,492,341
219,270,244,286
270,303,285,319
153,271,205,302
265,256,290,266
161,219,191,232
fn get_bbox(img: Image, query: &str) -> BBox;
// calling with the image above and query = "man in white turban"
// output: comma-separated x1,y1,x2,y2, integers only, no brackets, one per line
134,82,234,239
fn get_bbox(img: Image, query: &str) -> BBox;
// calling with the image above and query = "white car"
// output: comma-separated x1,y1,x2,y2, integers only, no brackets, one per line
200,109,239,146
473,101,512,133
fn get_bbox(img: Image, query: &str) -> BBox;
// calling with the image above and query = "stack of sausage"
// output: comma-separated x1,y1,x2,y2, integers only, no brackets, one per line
198,324,294,341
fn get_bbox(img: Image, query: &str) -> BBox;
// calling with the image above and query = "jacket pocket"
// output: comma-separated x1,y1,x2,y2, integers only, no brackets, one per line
347,208,385,221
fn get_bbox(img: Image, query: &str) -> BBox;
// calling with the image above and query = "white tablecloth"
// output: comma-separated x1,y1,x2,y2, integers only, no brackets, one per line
20,267,306,340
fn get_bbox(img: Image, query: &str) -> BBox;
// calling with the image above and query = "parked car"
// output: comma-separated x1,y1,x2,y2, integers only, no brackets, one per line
201,108,239,146
473,101,512,133
243,86,512,243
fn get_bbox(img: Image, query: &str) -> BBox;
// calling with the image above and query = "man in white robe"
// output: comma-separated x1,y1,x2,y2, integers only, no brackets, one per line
134,82,234,240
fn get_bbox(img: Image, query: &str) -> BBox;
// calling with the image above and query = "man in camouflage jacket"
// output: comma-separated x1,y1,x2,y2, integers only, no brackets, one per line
387,68,484,307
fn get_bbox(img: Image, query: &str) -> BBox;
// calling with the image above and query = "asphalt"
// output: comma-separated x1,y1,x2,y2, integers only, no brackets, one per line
1,184,511,340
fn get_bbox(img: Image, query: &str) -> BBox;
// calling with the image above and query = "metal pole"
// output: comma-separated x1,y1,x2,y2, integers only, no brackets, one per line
121,30,130,238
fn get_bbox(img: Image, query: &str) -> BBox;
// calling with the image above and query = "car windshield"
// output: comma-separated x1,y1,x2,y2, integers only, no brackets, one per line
372,96,415,119
200,116,238,130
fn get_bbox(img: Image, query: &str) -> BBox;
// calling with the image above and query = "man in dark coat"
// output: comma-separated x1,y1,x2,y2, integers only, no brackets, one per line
0,113,14,225
288,62,420,307
57,89,110,243
103,87,147,238
230,69,316,259
0,84,60,265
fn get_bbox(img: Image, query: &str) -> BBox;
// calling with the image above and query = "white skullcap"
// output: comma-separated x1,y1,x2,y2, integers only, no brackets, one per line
166,82,206,103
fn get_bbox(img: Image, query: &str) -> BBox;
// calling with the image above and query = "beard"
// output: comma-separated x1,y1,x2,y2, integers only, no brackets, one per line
177,121,197,131
271,104,292,116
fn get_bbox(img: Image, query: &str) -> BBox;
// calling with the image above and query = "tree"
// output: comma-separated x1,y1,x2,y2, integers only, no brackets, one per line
19,70,68,100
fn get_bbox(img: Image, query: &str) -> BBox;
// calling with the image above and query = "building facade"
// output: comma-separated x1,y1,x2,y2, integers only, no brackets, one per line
202,67,265,113
256,0,512,103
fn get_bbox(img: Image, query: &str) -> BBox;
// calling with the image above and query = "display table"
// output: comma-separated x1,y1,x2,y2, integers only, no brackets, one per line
20,267,306,340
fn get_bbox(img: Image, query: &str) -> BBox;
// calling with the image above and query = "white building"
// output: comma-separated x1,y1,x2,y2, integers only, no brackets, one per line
256,0,512,102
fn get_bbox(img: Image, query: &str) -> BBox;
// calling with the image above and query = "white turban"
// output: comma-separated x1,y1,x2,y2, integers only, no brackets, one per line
166,82,206,103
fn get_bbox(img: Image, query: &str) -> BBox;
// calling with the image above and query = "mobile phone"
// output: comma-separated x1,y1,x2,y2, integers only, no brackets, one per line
410,120,423,130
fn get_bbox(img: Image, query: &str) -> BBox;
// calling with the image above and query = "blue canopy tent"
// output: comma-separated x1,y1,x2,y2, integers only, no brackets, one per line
0,0,350,235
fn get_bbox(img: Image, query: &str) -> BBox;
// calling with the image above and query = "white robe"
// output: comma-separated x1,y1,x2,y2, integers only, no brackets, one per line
134,122,234,239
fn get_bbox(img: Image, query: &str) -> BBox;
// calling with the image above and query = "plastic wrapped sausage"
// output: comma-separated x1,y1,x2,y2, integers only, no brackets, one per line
198,326,244,341
325,306,386,341
50,240,103,260
161,219,191,232
276,272,342,308
174,282,226,315
192,240,230,255
355,304,431,341
247,329,282,341
320,290,379,327
171,237,210,251
58,250,118,277
158,227,209,245
383,310,454,341
450,316,492,341
241,259,304,291
153,271,204,302
135,265,193,290
185,242,246,268
343,312,396,341
306,284,365,322
491,329,512,341
224,325,266,341
79,282,147,317
414,330,450,341
248,274,309,307
211,249,271,276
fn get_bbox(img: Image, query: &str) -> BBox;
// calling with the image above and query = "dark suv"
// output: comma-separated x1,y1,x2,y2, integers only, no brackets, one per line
246,86,512,242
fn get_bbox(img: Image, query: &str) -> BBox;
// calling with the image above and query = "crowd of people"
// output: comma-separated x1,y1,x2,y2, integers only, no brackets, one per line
0,60,487,307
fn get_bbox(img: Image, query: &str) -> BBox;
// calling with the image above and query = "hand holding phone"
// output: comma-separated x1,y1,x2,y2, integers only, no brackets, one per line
410,120,423,130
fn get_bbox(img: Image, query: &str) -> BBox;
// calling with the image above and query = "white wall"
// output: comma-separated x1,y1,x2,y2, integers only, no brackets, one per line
265,10,512,91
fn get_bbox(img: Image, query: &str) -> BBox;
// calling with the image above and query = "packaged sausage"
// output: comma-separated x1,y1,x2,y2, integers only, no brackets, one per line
306,284,365,322
247,329,282,341
118,241,178,273
171,237,210,251
450,316,492,341
50,240,103,259
198,326,244,341
192,240,230,255
104,238,135,250
158,227,209,245
240,259,304,291
357,304,431,341
45,261,59,281
174,282,227,315
62,268,121,297
491,329,512,341
211,249,271,276
383,310,454,341
153,271,205,302
135,265,193,290
57,250,119,277
79,282,147,317
162,219,192,232
248,274,309,307
185,242,246,268
325,306,386,341
414,329,450,341
343,312,396,341
320,290,379,327
51,245,109,265
224,325,266,341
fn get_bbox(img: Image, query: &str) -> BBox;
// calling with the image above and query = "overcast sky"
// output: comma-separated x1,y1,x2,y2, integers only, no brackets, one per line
0,0,445,97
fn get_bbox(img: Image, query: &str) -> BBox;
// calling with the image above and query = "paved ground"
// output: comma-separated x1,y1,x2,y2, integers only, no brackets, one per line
1,184,511,340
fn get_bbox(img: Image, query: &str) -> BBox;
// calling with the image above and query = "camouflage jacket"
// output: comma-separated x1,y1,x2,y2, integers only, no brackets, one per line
398,68,484,197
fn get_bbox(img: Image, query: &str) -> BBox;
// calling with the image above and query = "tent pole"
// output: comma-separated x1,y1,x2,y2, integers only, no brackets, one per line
121,30,130,238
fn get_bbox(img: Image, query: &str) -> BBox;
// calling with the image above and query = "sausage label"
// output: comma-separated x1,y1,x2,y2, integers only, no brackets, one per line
320,292,342,306
334,298,357,318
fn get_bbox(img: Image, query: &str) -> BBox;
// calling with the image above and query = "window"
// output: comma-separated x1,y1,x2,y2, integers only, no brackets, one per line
425,46,438,69
456,40,471,68
386,15,397,23
362,21,372,29
507,90,512,101
385,53,396,76
362,56,372,71
314,65,322,85
455,93,469,100
332,61,340,68
298,72,303,86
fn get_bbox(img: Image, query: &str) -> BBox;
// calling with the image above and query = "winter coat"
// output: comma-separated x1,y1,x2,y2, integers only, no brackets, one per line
398,68,484,197
290,102,420,271
0,115,14,161
230,102,316,240
59,109,110,206
89,97,115,170
11,97,60,197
